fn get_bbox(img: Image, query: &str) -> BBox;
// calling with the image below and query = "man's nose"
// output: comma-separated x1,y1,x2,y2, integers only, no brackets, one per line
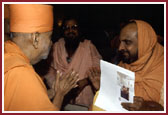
69,28,73,32
118,42,125,51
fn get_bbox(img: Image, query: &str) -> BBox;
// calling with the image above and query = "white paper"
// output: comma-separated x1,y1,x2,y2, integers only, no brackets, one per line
95,60,135,112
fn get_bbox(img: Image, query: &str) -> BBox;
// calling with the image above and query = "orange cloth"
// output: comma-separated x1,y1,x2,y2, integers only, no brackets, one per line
4,41,58,111
119,20,164,102
46,38,101,107
4,4,9,19
9,4,53,33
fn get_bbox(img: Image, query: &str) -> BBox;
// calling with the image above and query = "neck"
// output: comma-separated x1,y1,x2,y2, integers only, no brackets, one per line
65,42,79,58
64,38,80,58
12,37,37,65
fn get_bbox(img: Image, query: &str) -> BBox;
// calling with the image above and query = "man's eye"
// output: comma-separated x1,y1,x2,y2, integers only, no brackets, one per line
125,41,131,45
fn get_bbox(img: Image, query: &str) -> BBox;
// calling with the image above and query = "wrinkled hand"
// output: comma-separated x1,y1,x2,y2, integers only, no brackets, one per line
121,96,144,111
121,96,164,111
87,67,101,91
53,70,79,96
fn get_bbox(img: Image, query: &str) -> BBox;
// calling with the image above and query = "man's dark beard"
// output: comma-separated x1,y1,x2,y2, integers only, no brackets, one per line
64,36,81,55
119,50,138,64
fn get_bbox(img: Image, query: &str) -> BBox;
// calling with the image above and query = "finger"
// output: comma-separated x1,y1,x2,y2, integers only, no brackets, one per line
69,79,79,90
65,72,79,93
122,102,137,108
68,71,78,83
52,79,55,89
133,96,144,109
121,103,130,110
62,71,72,88
65,70,72,79
121,103,136,111
74,84,79,88
134,96,144,102
72,81,78,88
66,81,78,94
67,71,75,83
70,73,79,86
63,71,76,89
54,70,61,90
55,70,60,84
64,74,78,94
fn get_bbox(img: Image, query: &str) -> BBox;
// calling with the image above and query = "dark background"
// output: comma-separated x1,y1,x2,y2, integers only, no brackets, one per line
52,4,164,37
51,4,164,61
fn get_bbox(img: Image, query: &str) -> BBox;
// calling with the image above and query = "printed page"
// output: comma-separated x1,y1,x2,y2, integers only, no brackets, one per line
95,60,135,112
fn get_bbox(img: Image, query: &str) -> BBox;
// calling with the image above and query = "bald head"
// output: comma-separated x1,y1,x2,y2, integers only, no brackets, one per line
118,22,138,64
120,22,137,38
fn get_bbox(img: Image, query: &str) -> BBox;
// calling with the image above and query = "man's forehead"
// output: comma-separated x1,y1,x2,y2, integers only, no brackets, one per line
122,23,137,32
65,19,77,26
120,23,138,40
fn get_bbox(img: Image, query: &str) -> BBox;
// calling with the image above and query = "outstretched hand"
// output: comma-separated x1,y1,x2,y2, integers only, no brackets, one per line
87,67,101,91
52,70,79,109
54,70,79,96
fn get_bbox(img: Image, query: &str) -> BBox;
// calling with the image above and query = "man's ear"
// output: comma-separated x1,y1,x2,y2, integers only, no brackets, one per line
32,32,40,49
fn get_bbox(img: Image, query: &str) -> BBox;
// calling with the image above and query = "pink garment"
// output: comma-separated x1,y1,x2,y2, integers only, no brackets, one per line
48,38,101,107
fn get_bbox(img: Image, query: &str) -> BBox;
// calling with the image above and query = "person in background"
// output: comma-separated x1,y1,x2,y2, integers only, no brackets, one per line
44,17,102,111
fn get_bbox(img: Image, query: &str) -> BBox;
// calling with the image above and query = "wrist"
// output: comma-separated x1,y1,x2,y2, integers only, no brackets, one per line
53,92,64,109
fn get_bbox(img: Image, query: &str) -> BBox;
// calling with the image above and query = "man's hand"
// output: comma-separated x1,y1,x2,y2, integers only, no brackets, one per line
121,96,144,111
52,70,79,109
87,67,101,91
75,78,89,95
121,96,164,111
54,70,79,96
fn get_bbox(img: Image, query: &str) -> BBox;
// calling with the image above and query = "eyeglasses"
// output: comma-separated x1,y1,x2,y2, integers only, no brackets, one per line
63,24,78,31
